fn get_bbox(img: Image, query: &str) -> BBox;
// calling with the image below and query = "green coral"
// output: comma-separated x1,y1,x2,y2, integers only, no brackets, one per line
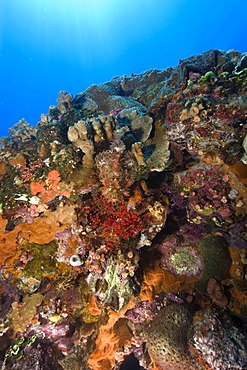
169,246,202,276
3,334,44,362
22,241,58,279
198,71,217,83
218,67,247,89
170,247,194,274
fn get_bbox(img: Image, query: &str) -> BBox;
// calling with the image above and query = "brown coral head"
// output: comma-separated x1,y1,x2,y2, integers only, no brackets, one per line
207,278,228,306
201,150,223,165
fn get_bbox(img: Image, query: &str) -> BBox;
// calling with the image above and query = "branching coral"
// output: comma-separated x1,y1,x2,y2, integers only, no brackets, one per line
8,119,37,143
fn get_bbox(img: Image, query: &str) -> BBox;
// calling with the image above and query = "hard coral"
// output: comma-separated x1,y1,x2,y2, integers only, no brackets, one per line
144,303,200,370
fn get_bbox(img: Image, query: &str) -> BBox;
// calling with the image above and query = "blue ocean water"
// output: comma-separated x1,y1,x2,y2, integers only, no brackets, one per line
0,0,247,137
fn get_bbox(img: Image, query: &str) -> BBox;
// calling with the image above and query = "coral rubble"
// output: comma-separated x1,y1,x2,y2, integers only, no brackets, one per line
1,49,247,370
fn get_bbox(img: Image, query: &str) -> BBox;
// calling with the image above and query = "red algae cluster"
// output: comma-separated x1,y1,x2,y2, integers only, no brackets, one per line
0,49,247,370
82,194,144,239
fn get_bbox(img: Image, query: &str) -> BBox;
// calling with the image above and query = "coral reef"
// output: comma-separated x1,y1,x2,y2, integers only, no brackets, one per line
0,49,247,370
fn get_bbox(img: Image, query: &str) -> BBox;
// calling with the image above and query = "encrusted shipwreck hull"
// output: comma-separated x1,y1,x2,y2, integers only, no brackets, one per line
1,49,247,370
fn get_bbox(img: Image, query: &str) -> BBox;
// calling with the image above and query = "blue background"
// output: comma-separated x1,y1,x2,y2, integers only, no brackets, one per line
1,0,247,137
